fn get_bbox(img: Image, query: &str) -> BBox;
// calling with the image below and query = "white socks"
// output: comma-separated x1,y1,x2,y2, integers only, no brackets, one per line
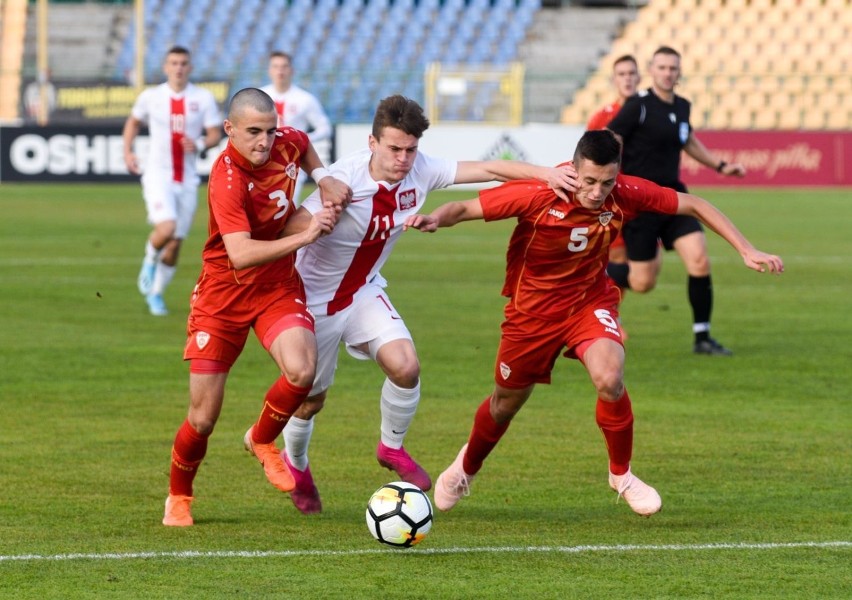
144,240,160,263
380,378,420,449
151,263,176,296
283,416,315,471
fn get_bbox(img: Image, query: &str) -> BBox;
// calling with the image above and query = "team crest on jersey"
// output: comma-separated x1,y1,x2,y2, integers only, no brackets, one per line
599,211,613,226
195,332,210,350
398,189,417,211
189,101,199,112
285,162,298,179
499,361,511,380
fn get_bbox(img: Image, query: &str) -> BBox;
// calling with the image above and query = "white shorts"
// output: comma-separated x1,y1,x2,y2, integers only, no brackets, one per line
311,283,413,395
141,170,200,239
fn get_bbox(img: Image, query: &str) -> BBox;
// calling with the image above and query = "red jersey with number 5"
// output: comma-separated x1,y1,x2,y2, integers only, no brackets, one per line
203,127,309,284
479,175,677,320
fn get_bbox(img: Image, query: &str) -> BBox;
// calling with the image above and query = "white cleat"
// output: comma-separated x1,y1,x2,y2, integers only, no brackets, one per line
433,444,474,512
609,469,662,517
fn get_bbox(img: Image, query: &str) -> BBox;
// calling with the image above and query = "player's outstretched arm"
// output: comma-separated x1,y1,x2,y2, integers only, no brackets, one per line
677,193,784,274
404,199,484,233
454,161,578,200
223,208,336,270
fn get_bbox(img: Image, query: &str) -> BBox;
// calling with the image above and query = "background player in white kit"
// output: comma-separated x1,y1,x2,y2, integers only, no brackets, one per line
280,95,579,513
123,45,222,316
260,51,332,205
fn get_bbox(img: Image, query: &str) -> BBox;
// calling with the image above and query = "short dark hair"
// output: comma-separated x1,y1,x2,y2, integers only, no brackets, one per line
269,51,293,63
574,130,622,167
166,45,191,58
228,87,275,120
372,95,430,140
613,54,637,69
652,46,681,60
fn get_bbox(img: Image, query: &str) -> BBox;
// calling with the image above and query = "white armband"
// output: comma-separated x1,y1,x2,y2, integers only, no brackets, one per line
195,137,206,152
311,167,331,182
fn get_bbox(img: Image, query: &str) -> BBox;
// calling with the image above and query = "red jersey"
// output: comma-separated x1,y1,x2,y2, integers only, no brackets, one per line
587,101,622,130
479,175,678,320
203,127,309,285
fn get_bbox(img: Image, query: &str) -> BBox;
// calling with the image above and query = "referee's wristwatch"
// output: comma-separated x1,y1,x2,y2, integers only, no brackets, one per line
716,160,728,173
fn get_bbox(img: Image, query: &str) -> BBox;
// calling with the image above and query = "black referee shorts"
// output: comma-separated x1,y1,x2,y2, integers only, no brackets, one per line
623,213,704,261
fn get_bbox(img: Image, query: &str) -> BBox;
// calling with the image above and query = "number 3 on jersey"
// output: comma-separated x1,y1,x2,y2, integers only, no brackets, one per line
270,190,290,220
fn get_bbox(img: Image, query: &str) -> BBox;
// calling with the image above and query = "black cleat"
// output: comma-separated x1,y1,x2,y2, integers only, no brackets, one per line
693,338,733,356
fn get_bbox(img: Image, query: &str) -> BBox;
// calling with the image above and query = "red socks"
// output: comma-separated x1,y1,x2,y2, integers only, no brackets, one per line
596,390,634,476
169,419,210,496
463,397,511,476
252,375,310,444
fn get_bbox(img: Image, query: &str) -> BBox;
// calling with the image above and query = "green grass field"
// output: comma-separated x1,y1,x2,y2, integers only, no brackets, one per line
0,183,849,599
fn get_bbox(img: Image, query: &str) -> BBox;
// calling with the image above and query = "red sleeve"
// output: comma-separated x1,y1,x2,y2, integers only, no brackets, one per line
479,179,554,222
208,158,251,235
615,174,679,219
587,109,610,130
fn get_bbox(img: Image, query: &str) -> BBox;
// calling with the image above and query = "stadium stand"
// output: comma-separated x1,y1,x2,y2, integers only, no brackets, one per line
561,0,852,130
112,0,546,124
14,0,849,129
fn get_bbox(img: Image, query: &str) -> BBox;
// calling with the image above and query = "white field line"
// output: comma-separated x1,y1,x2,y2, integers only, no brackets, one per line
1,541,849,563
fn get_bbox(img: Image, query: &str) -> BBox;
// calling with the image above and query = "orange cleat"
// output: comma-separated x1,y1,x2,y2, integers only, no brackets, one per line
162,494,194,527
244,427,295,492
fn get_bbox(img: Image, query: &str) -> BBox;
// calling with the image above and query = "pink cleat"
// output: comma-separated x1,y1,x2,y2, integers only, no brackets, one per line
433,444,474,512
609,469,662,517
282,453,322,514
376,441,432,491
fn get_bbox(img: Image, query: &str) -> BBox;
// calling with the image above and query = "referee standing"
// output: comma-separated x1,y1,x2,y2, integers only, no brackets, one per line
607,46,746,356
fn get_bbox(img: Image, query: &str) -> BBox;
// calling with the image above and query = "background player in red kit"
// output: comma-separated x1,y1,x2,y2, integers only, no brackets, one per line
587,54,641,275
404,130,783,516
587,54,640,131
162,88,351,527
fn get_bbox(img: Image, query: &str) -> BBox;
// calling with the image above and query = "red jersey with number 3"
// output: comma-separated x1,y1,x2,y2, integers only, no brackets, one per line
203,127,310,284
479,175,677,320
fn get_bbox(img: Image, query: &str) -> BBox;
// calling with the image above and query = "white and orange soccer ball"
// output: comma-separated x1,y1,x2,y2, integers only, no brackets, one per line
365,481,433,548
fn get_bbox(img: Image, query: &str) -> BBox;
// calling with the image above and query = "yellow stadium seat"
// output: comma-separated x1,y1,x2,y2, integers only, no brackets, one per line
830,75,852,94
728,109,754,129
706,109,732,129
825,109,852,130
800,110,827,130
780,75,807,94
753,110,780,130
777,109,804,130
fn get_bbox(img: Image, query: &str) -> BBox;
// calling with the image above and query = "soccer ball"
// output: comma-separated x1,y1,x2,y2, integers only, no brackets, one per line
365,481,433,548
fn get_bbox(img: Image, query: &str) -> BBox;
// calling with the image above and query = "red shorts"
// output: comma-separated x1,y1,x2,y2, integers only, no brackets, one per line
183,270,315,367
493,284,624,389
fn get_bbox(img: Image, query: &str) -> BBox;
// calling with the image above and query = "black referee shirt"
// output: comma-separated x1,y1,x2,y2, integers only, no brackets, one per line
607,88,692,189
